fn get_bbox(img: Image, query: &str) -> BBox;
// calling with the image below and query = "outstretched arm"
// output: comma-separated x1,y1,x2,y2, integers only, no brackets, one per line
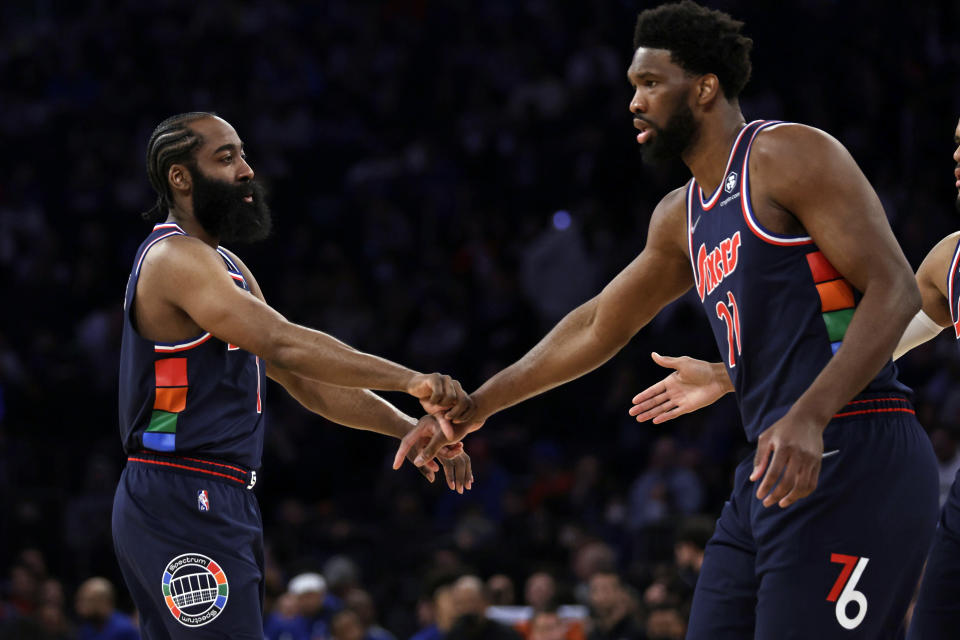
140,239,471,416
443,187,694,436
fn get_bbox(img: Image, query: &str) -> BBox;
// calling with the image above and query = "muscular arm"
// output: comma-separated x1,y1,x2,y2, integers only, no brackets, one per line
753,125,921,424
466,188,694,422
141,237,426,393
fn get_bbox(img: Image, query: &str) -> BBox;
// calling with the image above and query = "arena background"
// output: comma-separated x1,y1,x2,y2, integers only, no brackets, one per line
2,0,960,637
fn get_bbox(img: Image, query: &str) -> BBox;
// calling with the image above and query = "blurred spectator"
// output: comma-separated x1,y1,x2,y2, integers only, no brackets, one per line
586,573,641,640
527,609,566,640
627,437,704,530
448,575,520,640
523,572,556,613
673,516,713,595
344,588,395,640
332,609,366,640
264,591,309,640
410,579,455,640
486,575,516,607
75,577,139,640
643,603,686,640
288,572,343,640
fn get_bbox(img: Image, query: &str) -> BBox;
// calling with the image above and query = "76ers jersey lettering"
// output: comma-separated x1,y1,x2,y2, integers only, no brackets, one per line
118,223,266,468
686,120,907,441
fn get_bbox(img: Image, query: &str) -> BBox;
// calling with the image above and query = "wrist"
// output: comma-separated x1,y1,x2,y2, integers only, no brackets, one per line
712,362,734,393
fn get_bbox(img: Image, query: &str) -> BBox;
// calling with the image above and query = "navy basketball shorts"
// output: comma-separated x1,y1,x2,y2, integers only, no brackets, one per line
112,453,264,639
687,401,939,640
908,465,960,639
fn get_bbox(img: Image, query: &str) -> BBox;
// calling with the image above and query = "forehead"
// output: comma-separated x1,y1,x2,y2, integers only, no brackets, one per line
191,116,242,151
628,47,687,80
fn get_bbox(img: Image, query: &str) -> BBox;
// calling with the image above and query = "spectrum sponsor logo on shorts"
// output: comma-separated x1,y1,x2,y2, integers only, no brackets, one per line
161,553,228,627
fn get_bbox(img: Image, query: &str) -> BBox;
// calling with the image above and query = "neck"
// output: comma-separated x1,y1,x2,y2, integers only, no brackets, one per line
165,208,219,248
682,106,747,195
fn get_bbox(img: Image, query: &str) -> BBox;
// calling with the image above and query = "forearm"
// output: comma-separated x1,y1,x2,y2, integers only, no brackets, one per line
792,277,920,425
472,300,629,419
268,322,416,392
280,373,416,438
893,309,945,360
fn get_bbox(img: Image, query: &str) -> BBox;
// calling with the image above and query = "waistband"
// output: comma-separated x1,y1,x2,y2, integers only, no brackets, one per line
832,393,914,421
127,451,258,490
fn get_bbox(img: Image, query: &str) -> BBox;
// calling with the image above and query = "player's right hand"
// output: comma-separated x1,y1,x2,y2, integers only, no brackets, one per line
628,353,732,424
406,372,474,419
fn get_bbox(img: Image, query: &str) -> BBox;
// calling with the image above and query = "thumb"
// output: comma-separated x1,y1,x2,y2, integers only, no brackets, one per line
416,431,450,467
651,352,681,369
436,414,457,441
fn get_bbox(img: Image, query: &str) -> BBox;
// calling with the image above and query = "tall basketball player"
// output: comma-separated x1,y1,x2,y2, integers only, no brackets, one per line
629,117,960,640
114,112,473,639
398,2,938,637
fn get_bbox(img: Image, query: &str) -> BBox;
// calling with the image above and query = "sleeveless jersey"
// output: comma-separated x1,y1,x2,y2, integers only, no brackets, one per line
686,120,907,441
118,222,266,469
949,236,960,340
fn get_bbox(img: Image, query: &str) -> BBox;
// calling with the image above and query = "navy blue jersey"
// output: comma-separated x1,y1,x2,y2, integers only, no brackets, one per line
686,120,907,441
118,222,266,469
949,236,960,339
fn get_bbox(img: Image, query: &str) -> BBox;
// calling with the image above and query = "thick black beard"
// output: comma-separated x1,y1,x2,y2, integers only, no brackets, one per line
640,99,699,167
190,167,272,244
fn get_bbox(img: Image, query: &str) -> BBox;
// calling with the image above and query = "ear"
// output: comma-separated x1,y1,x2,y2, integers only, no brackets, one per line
695,74,721,105
168,164,192,196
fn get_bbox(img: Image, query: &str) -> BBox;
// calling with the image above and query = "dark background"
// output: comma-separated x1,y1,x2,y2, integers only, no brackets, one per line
2,0,960,637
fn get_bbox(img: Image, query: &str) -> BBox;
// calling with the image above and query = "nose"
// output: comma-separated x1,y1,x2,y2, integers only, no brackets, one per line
630,88,646,115
954,145,960,165
237,156,254,182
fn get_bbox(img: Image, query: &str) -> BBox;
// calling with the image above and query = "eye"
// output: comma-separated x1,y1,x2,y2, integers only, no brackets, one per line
221,154,233,164
645,80,658,88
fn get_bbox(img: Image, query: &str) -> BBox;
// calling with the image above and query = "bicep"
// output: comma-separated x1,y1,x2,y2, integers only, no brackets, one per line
916,233,959,327
150,240,287,356
758,128,910,291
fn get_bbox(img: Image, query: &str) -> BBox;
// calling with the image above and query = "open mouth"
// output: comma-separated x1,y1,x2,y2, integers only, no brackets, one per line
243,194,254,203
955,168,960,189
634,119,653,144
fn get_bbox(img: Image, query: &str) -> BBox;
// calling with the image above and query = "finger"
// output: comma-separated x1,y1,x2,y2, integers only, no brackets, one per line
393,427,422,470
629,388,671,414
750,439,773,482
416,464,435,483
436,442,464,458
755,447,788,501
651,352,682,369
444,382,473,421
443,459,455,491
455,457,469,494
463,456,473,490
415,431,450,467
763,456,798,508
631,395,675,422
631,382,666,405
429,374,444,406
651,405,688,424
779,458,820,508
435,414,458,442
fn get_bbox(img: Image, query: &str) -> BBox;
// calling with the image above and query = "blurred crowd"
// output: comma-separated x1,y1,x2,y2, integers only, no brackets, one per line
2,0,960,638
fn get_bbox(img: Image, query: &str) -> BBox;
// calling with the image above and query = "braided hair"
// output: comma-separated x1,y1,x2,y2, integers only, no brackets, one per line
142,112,217,222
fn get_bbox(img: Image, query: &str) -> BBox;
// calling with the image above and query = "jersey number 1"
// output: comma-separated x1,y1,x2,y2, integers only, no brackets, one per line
715,291,741,367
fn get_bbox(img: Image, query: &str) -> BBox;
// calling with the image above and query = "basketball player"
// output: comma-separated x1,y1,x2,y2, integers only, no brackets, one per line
397,2,938,637
114,112,473,639
629,117,960,640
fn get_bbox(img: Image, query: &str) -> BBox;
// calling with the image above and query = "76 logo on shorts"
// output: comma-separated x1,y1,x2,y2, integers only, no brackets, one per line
828,553,869,630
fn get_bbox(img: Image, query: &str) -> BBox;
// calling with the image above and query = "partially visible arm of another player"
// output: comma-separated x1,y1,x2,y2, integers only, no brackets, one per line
895,232,957,357
748,125,921,508
630,234,959,421
141,237,471,414
418,188,694,453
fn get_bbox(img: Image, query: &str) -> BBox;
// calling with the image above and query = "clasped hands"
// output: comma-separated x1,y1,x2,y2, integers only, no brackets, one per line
400,373,485,494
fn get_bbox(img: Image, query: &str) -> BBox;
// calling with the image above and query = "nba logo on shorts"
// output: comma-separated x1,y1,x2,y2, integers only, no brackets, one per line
162,553,229,627
197,490,209,512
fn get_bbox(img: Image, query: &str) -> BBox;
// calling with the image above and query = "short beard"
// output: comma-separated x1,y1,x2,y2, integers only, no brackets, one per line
639,98,698,167
190,167,272,244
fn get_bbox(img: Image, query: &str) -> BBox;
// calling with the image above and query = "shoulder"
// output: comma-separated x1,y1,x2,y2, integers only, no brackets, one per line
219,245,266,300
749,123,853,181
646,185,690,255
918,231,960,287
141,232,217,270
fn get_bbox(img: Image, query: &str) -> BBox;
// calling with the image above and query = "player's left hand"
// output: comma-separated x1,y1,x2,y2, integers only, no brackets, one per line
750,412,825,508
405,373,475,419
